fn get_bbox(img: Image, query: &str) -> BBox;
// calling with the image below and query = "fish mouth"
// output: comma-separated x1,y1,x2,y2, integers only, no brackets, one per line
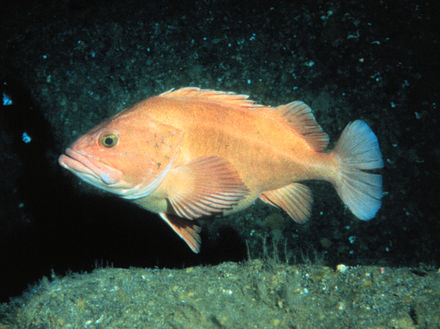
58,148,123,186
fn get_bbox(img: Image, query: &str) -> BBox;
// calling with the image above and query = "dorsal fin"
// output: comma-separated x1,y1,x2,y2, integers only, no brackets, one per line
161,88,328,151
276,101,329,151
160,87,260,109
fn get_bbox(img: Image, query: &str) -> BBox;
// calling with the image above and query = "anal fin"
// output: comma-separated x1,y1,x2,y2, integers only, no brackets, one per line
159,213,201,253
260,183,313,224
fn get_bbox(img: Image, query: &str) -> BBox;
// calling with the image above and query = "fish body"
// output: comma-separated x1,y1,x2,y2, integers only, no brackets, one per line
59,88,383,253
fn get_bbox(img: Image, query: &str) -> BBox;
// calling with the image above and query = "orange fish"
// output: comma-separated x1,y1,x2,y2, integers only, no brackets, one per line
59,88,383,253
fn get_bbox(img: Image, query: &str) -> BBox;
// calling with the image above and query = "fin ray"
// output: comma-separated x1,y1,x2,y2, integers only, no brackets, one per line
160,87,260,110
332,120,384,220
260,183,313,223
276,101,329,151
159,213,201,253
167,156,249,219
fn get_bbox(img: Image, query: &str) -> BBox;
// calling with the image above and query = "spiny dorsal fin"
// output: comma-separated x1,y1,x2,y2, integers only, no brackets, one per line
160,87,260,109
161,88,328,150
276,101,329,151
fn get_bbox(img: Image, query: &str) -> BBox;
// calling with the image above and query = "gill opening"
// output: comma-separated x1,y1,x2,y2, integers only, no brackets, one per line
118,156,175,200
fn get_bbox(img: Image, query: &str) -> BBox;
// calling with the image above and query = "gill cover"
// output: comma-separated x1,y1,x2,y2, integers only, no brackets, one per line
104,110,184,199
61,107,184,200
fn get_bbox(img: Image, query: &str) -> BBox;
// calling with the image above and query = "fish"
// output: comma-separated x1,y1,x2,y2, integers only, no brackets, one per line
58,87,383,253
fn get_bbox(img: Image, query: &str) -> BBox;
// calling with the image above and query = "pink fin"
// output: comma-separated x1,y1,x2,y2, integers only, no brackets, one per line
159,213,201,253
260,183,313,224
168,156,249,220
160,87,261,109
276,101,329,151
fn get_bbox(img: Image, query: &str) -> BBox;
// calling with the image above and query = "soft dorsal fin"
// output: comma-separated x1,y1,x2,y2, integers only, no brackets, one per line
160,87,260,110
276,101,329,151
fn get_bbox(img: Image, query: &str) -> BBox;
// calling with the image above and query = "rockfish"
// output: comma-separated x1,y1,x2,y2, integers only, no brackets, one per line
59,88,383,253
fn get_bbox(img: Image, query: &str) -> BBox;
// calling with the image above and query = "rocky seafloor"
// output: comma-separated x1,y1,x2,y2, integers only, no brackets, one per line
2,260,439,328
1,0,439,327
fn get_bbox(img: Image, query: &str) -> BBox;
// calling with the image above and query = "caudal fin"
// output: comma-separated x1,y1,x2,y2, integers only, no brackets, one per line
332,120,384,220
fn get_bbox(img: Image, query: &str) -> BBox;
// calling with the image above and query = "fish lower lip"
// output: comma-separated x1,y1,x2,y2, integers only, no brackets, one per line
58,150,98,178
59,148,122,185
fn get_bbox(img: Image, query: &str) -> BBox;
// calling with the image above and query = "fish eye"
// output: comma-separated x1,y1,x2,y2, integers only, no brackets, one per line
100,133,118,148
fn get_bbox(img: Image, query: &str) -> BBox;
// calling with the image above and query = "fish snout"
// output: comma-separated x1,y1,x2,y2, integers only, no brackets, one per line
58,154,70,170
58,148,123,185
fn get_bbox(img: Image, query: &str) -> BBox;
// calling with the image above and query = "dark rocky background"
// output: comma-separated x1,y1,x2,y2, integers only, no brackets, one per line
1,0,439,303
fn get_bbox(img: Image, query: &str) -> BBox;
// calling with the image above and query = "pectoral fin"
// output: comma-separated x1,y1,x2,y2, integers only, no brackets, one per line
166,156,249,219
260,183,313,223
159,213,201,253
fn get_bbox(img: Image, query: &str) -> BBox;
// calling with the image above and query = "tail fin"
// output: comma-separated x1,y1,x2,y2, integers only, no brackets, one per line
332,120,384,220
